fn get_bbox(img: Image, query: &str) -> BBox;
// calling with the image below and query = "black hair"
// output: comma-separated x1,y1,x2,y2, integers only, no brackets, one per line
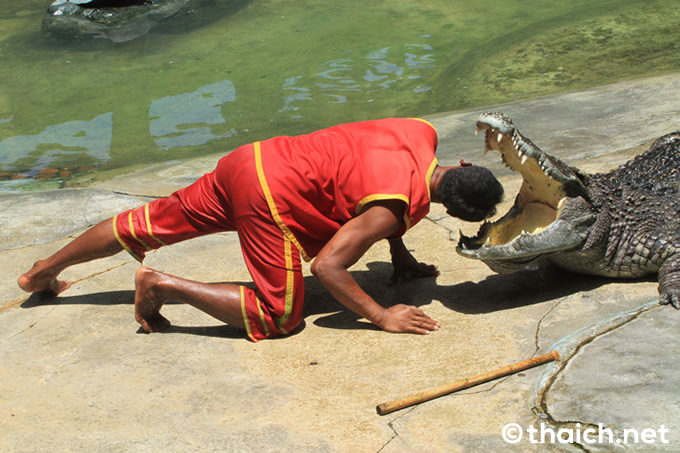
437,166,504,221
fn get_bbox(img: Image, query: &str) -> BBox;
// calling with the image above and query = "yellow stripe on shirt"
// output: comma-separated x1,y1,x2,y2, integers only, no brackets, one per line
274,238,295,333
144,203,166,247
112,215,142,262
409,117,437,133
425,157,438,201
128,210,152,251
253,141,311,262
355,194,411,231
355,194,410,216
240,286,257,342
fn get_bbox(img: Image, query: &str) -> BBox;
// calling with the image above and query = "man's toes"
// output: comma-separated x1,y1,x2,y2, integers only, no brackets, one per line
138,314,171,333
48,279,70,295
136,317,153,333
153,315,171,332
159,318,171,331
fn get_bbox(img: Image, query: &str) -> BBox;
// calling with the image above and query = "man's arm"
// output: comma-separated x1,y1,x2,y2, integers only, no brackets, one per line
387,237,439,285
310,200,440,334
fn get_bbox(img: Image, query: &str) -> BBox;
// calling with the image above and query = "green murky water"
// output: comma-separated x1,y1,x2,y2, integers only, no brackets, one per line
1,0,679,191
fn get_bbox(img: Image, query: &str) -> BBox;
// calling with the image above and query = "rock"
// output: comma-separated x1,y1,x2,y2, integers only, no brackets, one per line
42,0,192,43
67,1,153,7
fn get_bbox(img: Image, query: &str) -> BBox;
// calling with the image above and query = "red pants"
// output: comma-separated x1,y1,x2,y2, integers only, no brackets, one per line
113,145,305,342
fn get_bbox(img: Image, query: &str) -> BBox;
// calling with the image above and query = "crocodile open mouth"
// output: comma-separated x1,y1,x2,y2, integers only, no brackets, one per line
456,112,590,262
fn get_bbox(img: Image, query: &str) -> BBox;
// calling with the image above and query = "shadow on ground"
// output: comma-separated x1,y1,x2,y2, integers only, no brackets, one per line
19,263,655,339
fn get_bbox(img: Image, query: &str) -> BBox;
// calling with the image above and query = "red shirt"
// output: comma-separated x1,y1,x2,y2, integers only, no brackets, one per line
254,118,439,261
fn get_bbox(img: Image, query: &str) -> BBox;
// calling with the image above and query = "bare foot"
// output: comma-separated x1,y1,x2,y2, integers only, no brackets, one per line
134,266,171,333
18,260,70,295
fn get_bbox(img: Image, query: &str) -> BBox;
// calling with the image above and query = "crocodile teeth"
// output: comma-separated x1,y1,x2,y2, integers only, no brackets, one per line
484,237,491,246
521,154,528,165
459,231,468,250
497,132,503,142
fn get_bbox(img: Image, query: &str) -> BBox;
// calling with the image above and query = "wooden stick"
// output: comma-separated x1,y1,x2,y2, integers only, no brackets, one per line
376,350,560,416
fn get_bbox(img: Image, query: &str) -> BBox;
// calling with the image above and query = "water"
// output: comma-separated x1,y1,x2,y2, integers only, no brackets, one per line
1,0,679,191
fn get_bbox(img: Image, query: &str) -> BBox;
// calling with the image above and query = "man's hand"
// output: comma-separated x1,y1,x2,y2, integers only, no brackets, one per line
311,200,440,335
375,304,440,334
388,237,439,285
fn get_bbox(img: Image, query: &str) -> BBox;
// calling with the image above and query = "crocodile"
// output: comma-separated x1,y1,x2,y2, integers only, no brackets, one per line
456,111,680,309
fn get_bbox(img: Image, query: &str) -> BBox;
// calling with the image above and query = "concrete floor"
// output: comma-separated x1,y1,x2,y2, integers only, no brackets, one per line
2,73,680,452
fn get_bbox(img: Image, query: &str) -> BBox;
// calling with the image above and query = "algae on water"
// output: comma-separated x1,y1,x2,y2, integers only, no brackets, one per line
0,0,679,189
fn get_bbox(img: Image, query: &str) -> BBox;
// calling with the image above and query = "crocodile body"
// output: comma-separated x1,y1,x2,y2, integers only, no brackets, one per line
457,112,680,308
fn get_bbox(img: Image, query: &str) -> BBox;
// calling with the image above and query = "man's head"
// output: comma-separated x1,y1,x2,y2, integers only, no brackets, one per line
436,166,504,221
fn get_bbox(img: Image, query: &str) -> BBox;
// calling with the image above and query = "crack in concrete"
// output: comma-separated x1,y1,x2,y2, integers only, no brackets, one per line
423,214,456,236
111,190,160,200
376,406,416,452
5,262,131,340
529,300,661,451
375,365,513,452
68,262,130,288
0,297,33,313
1,231,82,253
376,422,399,452
6,303,61,340
417,211,663,451
533,297,567,355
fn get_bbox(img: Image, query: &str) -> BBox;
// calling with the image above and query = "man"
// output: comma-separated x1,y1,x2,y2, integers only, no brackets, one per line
18,118,503,341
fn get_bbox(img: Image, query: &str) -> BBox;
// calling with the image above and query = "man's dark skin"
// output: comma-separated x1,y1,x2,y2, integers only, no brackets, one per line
19,165,458,336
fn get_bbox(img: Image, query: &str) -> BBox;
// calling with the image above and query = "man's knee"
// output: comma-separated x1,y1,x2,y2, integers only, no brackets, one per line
241,285,304,341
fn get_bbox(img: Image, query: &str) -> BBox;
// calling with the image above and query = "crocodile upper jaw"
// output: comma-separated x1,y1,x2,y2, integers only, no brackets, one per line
456,112,593,263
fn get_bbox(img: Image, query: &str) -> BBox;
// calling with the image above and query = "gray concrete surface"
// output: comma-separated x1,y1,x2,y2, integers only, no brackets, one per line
2,73,680,452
